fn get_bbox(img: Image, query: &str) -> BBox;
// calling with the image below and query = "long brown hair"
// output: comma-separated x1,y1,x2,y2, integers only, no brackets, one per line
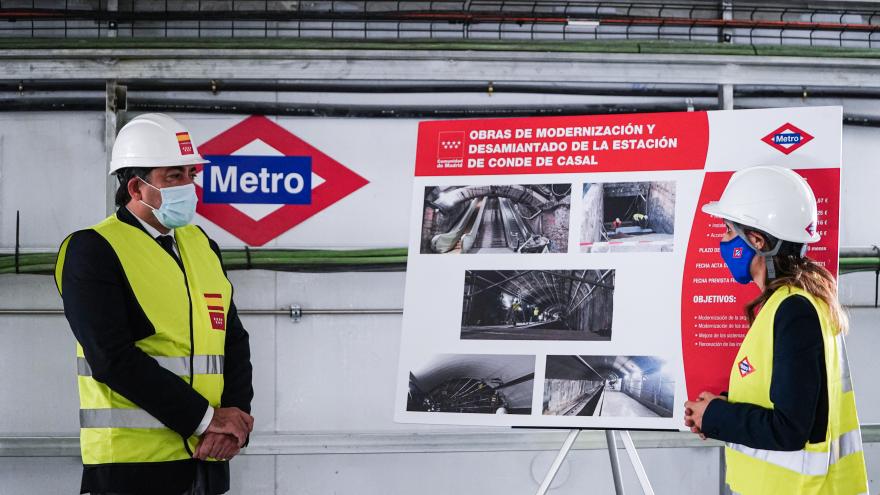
744,243,848,335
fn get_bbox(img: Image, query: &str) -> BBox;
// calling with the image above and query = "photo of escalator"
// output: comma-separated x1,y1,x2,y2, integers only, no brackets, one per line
543,355,675,418
460,270,614,341
580,181,676,253
420,184,570,254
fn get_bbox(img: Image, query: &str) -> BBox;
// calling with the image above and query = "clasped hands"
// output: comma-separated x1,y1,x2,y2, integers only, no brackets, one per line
683,391,723,440
193,407,254,461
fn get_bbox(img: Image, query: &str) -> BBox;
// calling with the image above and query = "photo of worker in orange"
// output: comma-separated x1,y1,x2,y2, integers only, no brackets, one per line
683,166,868,495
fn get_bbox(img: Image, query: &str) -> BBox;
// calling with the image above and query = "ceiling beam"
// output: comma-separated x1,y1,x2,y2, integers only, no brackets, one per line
2,49,880,87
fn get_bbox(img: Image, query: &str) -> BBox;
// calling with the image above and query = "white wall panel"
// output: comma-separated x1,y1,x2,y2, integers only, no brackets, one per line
0,457,82,495
240,314,278,433
0,113,106,250
274,271,409,432
0,275,77,434
274,447,721,495
229,455,276,495
0,107,878,493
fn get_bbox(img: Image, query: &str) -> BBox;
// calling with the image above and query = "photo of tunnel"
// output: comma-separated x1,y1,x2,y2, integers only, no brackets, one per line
407,354,535,415
460,270,614,341
420,184,571,254
579,181,676,253
543,355,674,418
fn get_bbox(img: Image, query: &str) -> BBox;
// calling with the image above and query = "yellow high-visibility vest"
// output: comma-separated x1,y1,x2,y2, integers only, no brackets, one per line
55,214,231,465
725,286,867,495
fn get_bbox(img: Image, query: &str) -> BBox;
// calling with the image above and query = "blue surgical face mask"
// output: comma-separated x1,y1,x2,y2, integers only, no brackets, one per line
719,235,757,284
138,177,198,229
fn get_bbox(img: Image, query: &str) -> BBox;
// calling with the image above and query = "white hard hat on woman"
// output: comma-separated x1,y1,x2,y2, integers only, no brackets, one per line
701,165,820,282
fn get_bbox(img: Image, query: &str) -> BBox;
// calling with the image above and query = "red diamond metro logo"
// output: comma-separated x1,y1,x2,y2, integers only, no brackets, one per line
761,123,814,155
738,357,756,378
196,116,369,246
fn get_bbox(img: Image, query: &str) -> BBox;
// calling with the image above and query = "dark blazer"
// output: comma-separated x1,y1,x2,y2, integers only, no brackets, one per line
59,207,253,495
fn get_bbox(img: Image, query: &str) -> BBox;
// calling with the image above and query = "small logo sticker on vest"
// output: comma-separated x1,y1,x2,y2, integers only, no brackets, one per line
738,357,756,377
209,312,226,331
204,293,226,331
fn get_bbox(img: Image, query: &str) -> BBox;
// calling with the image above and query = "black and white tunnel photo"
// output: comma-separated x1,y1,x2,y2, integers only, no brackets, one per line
407,354,535,415
460,270,614,341
420,184,571,254
580,181,676,253
543,356,674,418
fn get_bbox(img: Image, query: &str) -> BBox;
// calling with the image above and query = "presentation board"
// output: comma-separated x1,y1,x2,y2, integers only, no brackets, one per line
393,107,842,431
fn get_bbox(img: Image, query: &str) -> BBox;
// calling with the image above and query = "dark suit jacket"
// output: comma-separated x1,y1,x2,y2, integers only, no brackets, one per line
59,207,253,495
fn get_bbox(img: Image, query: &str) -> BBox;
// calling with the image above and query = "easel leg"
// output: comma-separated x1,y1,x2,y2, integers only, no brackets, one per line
619,431,655,495
535,429,580,495
606,430,626,495
536,430,655,495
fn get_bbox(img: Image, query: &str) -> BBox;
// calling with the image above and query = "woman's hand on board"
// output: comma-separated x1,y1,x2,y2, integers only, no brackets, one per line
684,392,725,439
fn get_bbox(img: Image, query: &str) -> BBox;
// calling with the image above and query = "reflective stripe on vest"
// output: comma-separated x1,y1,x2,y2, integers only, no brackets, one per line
727,428,863,477
838,333,853,394
732,491,868,495
80,408,166,429
76,355,224,377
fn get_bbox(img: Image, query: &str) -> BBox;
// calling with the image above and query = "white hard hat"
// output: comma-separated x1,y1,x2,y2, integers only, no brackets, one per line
109,113,209,174
701,165,820,244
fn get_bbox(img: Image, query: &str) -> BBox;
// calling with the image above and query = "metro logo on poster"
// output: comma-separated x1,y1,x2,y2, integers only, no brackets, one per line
732,247,743,259
761,123,814,155
203,155,312,205
806,222,816,237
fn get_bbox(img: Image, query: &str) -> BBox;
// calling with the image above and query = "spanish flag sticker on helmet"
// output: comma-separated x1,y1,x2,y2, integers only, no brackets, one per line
176,132,194,155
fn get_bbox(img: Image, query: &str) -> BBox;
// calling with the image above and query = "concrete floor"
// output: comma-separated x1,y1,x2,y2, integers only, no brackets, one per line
600,391,661,418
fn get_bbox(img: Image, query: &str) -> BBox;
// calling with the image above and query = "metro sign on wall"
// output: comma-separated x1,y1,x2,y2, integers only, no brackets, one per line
195,116,369,246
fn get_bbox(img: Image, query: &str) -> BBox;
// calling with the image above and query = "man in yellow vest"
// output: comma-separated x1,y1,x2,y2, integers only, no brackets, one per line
55,114,254,495
632,212,648,229
509,298,522,327
684,166,867,494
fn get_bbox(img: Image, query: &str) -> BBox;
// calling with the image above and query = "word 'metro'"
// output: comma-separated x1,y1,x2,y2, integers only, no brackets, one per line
202,155,312,205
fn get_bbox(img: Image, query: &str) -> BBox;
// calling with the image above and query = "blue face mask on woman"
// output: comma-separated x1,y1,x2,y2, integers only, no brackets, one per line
138,177,198,229
720,235,757,284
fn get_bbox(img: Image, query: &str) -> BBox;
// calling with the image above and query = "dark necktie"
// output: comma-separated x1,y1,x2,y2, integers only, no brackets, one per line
156,235,183,268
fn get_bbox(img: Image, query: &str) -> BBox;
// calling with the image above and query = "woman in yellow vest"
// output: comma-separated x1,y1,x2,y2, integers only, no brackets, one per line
684,166,868,495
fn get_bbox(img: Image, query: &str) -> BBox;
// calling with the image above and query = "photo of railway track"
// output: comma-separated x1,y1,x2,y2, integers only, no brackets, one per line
460,269,614,341
543,355,674,418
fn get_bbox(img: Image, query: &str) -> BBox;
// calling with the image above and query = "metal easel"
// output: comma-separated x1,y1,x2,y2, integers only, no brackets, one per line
535,429,655,495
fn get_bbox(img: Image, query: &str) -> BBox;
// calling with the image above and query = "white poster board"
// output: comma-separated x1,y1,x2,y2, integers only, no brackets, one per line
394,107,842,431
